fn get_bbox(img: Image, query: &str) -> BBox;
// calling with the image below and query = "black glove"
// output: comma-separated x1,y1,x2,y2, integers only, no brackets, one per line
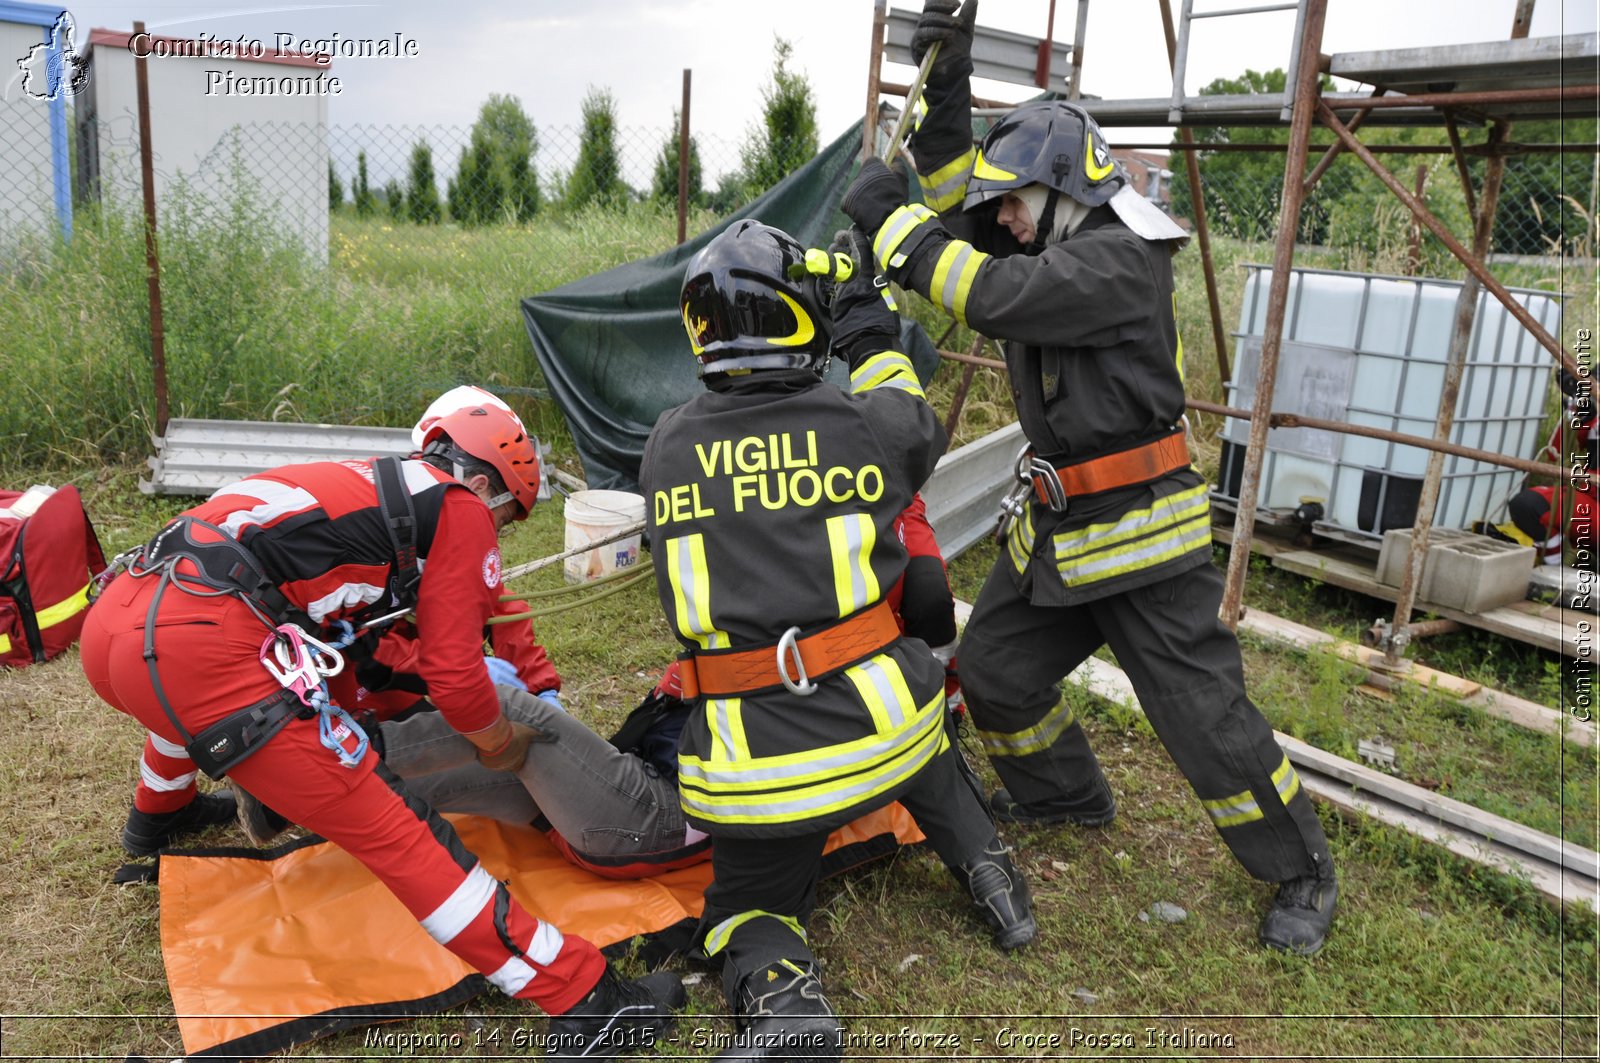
841,157,907,238
827,228,899,369
911,0,978,82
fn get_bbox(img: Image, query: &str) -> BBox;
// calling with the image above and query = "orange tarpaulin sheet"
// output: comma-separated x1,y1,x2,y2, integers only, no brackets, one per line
159,808,921,1058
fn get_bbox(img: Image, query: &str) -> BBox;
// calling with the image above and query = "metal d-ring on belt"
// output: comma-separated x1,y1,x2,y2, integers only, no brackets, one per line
677,599,902,700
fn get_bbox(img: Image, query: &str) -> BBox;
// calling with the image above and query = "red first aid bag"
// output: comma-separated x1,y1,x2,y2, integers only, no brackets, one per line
0,486,105,667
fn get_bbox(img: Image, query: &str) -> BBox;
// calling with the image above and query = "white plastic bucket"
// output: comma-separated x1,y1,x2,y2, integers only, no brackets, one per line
563,490,646,584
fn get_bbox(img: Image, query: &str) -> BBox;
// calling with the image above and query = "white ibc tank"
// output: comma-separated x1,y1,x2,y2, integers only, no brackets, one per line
1215,265,1561,539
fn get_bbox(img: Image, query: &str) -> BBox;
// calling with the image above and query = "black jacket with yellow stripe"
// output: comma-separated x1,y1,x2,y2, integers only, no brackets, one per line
886,77,1211,607
639,355,950,838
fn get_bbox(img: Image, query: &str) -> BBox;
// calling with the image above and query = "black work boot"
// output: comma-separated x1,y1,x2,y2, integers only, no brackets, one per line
951,836,1036,950
120,791,238,857
715,960,845,1062
1259,866,1338,956
547,964,685,1059
990,770,1116,828
230,782,292,846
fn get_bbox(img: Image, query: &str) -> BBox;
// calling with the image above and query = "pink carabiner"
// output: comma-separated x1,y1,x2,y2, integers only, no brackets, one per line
259,624,345,706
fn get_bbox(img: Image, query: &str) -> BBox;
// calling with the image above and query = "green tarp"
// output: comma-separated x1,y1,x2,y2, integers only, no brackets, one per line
520,120,939,492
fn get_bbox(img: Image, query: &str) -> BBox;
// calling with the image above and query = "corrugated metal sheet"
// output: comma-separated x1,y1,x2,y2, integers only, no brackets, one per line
140,418,414,496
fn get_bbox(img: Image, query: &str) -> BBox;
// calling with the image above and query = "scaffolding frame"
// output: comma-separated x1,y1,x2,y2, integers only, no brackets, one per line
865,0,1595,663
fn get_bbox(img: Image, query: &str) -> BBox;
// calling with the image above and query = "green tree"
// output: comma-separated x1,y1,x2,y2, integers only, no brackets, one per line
353,151,375,217
449,94,541,226
566,86,625,210
1491,117,1597,256
328,161,343,209
650,109,705,206
382,178,404,220
739,37,818,196
405,141,442,224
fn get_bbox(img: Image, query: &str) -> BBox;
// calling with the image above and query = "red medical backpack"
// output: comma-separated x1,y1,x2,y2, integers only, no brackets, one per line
0,486,105,667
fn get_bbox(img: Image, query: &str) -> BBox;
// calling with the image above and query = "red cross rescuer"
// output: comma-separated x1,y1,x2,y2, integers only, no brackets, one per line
79,400,684,1055
836,0,1339,956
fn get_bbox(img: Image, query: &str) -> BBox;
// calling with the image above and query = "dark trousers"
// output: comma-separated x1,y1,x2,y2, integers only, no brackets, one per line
701,740,996,1004
959,559,1330,883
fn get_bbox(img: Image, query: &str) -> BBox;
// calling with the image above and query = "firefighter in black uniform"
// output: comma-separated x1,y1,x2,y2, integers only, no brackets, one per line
641,220,1032,1060
838,0,1337,956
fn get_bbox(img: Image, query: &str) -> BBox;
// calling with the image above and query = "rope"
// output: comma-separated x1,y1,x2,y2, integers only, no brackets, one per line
498,559,645,601
501,520,647,584
485,561,655,624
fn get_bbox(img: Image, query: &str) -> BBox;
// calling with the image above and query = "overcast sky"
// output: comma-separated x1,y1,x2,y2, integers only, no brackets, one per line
36,0,1600,182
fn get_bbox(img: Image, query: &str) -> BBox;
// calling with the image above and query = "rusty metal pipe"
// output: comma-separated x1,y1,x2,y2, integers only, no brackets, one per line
1317,102,1582,381
1220,0,1329,628
1324,84,1597,110
133,20,169,437
1184,397,1564,479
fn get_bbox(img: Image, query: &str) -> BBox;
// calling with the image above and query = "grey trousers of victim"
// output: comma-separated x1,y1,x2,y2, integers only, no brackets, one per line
381,686,694,864
959,558,1330,884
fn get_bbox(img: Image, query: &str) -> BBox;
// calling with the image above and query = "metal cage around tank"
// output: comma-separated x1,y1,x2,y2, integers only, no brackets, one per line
1213,264,1562,541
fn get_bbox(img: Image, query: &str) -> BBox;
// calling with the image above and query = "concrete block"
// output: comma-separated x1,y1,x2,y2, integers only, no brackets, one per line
1376,528,1534,611
1375,528,1473,588
1421,533,1536,612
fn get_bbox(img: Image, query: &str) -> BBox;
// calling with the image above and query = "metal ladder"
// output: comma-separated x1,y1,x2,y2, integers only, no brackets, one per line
1167,0,1310,123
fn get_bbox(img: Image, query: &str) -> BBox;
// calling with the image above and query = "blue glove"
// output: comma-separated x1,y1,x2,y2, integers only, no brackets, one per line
535,689,567,713
484,656,527,691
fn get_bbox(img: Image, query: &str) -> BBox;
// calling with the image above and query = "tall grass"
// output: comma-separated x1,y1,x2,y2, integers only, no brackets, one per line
0,177,714,473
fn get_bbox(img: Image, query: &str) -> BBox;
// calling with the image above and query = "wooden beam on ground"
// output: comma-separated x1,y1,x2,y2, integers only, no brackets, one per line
1238,609,1596,748
951,599,1599,907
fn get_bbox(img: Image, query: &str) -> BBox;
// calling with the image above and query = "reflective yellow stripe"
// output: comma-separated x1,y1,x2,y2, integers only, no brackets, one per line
850,350,924,398
928,240,988,327
1204,756,1300,830
826,514,879,617
705,910,806,957
1006,504,1035,575
1202,787,1263,829
1051,485,1212,587
977,692,1075,758
0,583,91,659
918,147,974,212
678,691,946,826
1273,753,1302,805
845,653,917,732
707,697,748,762
872,203,936,271
666,535,727,649
36,583,92,629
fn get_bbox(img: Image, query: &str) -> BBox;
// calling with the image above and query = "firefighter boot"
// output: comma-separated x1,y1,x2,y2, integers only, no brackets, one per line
951,836,1036,950
715,960,845,1062
230,781,292,846
990,766,1116,828
547,964,686,1059
120,791,238,857
1259,863,1338,957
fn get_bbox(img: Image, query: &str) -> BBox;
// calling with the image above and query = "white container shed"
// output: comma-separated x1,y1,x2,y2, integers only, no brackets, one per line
0,1,74,245
1214,265,1562,540
75,27,330,261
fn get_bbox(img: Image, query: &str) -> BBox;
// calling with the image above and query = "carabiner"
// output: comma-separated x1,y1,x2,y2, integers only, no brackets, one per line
776,626,818,697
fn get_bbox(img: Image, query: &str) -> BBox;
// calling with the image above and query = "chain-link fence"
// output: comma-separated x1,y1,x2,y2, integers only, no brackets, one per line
0,102,1594,469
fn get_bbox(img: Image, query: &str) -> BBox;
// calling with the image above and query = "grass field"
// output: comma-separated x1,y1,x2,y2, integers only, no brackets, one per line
0,195,1595,1058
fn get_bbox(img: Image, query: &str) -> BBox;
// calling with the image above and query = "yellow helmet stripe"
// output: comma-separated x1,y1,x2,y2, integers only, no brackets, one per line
1085,135,1114,181
971,149,1017,182
765,290,817,348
